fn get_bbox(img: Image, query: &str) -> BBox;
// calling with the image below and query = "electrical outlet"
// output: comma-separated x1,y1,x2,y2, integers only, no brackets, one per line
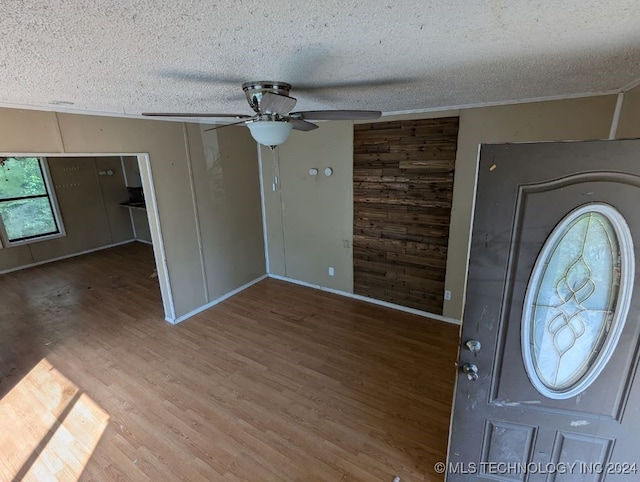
328,267,335,277
444,290,452,301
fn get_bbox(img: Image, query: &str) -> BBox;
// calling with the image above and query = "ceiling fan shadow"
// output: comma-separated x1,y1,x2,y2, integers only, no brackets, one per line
156,70,246,85
292,77,426,103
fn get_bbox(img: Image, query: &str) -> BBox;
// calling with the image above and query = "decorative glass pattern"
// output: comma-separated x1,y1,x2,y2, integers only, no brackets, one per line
522,204,634,399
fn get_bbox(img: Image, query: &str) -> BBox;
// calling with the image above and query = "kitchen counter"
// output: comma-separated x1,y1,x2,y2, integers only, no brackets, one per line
119,202,146,211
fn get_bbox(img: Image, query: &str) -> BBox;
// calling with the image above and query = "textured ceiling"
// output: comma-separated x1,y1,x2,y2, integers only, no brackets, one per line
1,0,639,119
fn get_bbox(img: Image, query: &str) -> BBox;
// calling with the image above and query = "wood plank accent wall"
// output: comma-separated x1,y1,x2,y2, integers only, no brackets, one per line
353,117,459,315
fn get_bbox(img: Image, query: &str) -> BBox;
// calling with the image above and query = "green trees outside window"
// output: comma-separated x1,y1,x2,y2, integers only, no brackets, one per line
0,157,62,244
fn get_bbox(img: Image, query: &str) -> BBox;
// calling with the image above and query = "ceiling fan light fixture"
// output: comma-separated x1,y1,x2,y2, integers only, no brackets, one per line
247,120,293,147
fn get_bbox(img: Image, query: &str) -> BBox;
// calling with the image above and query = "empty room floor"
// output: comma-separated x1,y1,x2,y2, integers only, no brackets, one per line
0,243,459,481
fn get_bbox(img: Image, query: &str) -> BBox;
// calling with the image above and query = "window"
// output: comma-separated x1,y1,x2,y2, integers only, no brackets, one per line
521,203,634,400
0,157,65,247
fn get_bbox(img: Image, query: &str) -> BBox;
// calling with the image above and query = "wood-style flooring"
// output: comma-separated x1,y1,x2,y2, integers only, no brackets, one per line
0,243,460,481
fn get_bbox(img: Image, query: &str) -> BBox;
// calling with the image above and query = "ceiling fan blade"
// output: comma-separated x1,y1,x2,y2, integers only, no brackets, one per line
260,92,297,115
204,118,253,132
289,119,319,132
290,110,381,121
141,113,252,118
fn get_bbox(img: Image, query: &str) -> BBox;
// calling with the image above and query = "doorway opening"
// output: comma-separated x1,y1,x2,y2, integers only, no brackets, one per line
0,153,174,321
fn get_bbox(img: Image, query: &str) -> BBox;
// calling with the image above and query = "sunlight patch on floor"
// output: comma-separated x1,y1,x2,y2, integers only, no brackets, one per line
0,358,109,481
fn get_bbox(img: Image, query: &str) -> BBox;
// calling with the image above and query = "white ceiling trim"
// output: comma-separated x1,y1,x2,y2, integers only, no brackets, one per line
0,86,624,126
619,76,640,93
379,88,622,118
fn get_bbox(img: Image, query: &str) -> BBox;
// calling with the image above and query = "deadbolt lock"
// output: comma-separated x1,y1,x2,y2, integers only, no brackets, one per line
465,339,482,353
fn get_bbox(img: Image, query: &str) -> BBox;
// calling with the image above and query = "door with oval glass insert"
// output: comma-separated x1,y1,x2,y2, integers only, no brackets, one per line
448,140,640,482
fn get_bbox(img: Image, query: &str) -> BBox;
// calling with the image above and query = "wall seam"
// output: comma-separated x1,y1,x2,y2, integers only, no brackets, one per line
273,148,288,276
182,124,210,302
53,112,67,153
49,113,69,254
609,92,625,140
256,143,270,273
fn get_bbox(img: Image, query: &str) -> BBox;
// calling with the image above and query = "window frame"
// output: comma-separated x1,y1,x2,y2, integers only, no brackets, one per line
0,156,66,248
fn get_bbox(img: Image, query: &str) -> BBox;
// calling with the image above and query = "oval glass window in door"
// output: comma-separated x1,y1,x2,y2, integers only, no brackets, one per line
522,203,635,399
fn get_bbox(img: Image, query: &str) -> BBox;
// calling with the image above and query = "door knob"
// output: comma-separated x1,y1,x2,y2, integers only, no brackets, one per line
462,363,479,381
465,339,482,353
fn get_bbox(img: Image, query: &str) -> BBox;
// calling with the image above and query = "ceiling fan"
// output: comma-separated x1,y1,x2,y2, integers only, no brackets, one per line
142,81,381,147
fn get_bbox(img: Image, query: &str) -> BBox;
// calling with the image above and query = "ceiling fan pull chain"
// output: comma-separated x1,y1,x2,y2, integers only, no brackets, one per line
271,148,281,193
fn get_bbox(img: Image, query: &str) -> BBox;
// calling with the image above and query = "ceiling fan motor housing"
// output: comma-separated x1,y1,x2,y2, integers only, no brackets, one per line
242,81,292,114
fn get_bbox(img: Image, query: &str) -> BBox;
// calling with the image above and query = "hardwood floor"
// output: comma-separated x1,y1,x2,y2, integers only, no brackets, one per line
0,243,460,481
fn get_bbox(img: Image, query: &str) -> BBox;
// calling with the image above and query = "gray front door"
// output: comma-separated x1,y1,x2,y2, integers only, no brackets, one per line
447,140,640,481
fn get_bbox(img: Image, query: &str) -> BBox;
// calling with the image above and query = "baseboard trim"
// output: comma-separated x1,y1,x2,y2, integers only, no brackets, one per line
168,274,268,325
0,239,136,275
268,274,461,325
135,239,153,245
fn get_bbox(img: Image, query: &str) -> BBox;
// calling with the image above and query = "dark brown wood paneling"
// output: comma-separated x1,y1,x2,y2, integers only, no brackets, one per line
353,117,459,314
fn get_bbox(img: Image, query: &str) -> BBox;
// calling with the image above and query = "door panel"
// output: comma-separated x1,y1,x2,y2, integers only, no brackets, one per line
448,140,640,482
548,432,613,482
493,176,640,421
